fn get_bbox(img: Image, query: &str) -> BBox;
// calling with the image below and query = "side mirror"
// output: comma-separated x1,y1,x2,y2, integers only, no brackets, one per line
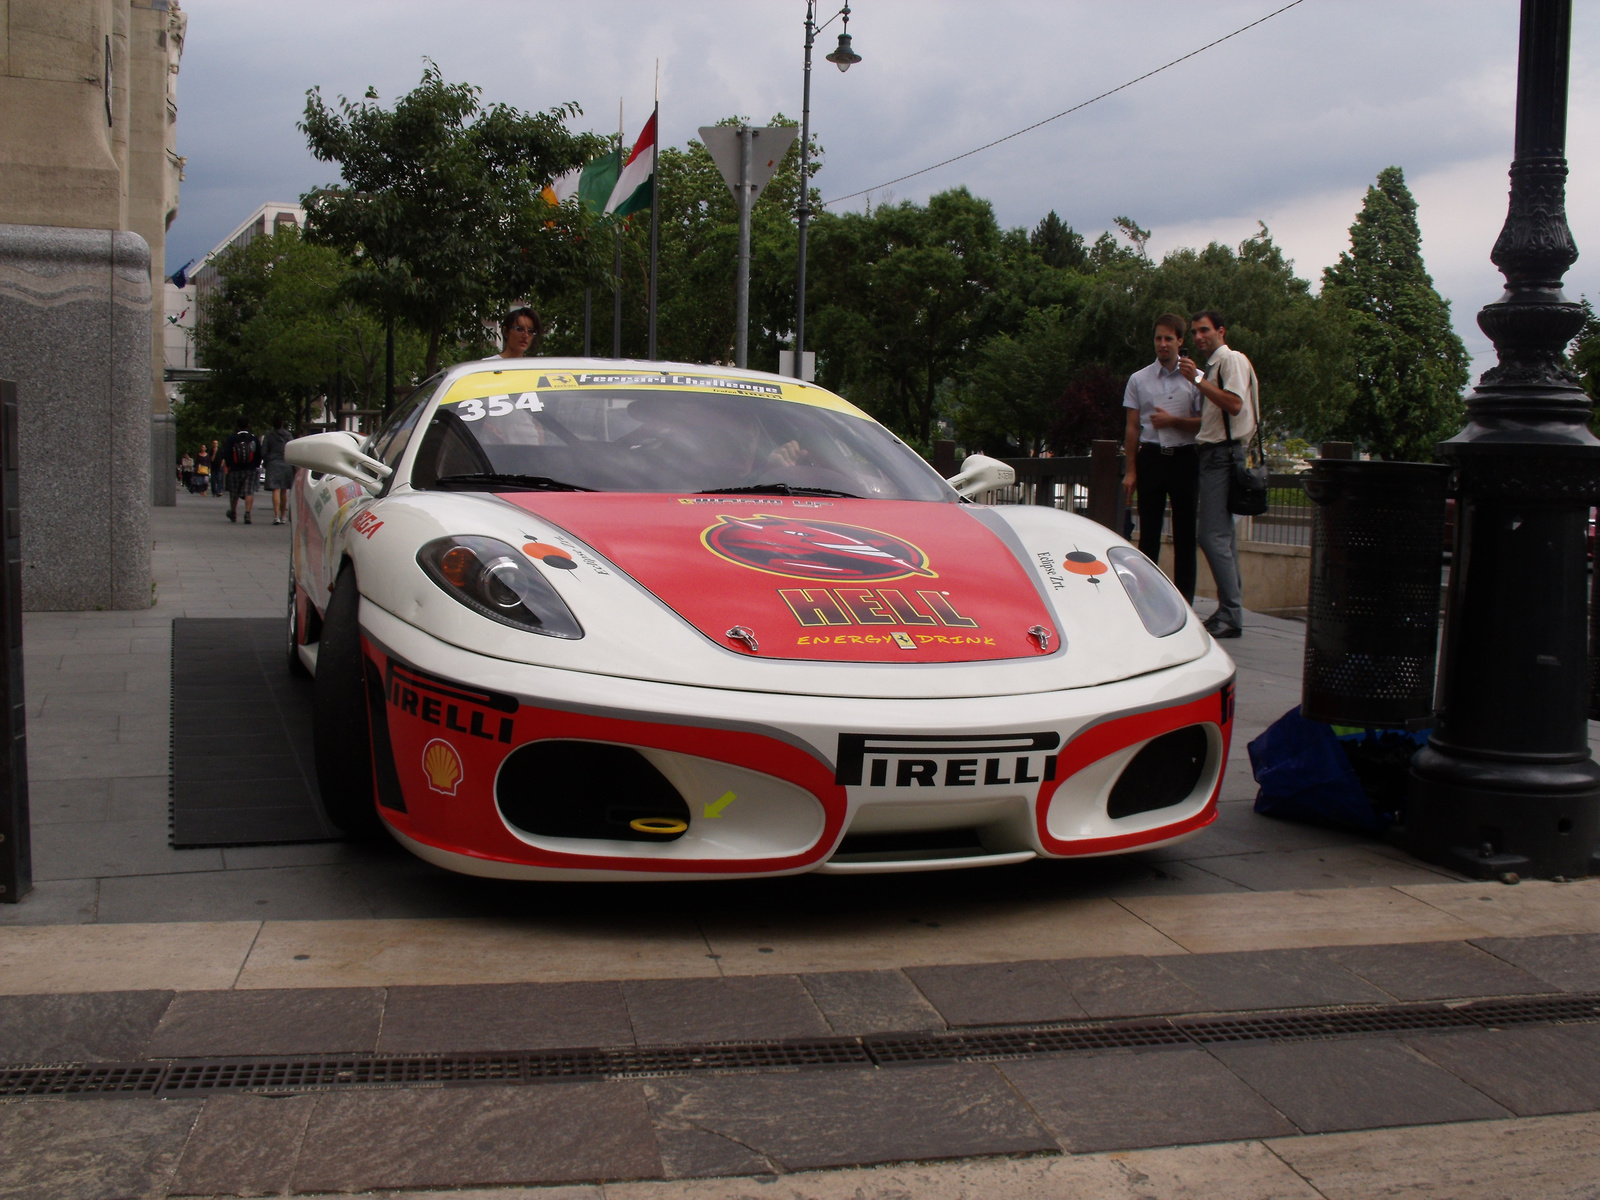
285,431,393,493
946,453,1016,499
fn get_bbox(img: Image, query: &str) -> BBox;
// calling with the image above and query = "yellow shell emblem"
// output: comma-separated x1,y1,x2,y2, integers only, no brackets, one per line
422,739,463,795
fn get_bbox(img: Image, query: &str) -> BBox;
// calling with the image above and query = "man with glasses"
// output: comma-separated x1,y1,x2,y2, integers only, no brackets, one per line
1180,310,1258,640
498,307,543,359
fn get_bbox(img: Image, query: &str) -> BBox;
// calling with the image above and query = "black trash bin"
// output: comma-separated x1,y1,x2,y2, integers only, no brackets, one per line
1301,460,1451,729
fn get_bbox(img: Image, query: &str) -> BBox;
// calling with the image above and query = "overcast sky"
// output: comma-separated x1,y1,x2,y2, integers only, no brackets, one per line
168,0,1600,381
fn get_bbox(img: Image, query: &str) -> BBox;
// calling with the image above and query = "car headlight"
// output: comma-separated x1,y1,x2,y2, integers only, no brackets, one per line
1108,546,1189,637
418,536,584,639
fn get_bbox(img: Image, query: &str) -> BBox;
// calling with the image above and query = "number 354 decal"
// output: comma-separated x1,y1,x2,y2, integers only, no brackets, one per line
453,393,543,421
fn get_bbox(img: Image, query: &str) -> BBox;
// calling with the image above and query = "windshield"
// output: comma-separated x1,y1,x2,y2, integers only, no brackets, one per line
408,372,952,501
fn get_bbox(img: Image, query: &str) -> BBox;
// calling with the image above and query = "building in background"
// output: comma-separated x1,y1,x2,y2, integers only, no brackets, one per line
189,201,305,309
0,0,187,609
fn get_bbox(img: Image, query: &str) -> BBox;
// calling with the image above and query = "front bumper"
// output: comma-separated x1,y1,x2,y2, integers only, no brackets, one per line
357,600,1236,881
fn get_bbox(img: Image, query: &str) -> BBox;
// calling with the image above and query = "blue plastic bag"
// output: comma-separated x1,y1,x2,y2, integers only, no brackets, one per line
1248,706,1390,834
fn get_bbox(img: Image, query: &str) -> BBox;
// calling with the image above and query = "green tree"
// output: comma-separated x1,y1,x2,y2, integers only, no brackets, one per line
181,226,427,447
808,188,1007,447
1321,165,1469,459
951,306,1077,454
1072,223,1349,441
1029,211,1087,271
299,63,607,375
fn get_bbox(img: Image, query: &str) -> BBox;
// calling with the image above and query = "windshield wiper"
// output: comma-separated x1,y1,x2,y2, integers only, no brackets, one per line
432,473,595,493
697,483,860,498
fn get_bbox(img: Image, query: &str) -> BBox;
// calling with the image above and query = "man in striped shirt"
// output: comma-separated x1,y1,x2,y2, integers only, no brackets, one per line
1121,314,1202,602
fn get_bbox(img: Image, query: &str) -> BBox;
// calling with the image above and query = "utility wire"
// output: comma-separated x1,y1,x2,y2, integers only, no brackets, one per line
822,0,1307,208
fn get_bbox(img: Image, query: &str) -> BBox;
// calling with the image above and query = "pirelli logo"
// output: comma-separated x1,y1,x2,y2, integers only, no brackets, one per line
835,731,1061,788
384,659,517,744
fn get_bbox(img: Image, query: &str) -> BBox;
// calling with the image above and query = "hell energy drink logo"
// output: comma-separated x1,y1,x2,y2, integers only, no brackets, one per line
701,514,937,582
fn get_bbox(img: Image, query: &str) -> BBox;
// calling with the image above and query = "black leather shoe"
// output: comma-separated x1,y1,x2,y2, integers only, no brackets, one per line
1205,621,1241,639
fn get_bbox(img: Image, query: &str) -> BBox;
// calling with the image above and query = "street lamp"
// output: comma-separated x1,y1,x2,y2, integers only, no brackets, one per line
795,2,860,379
1407,0,1600,880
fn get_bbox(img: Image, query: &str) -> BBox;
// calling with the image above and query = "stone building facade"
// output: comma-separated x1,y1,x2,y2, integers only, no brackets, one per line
0,0,186,609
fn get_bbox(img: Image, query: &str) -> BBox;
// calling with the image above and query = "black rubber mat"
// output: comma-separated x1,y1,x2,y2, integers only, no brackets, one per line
169,618,340,848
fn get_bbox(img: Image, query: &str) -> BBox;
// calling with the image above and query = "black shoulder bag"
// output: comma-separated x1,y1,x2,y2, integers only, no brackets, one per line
1221,361,1268,517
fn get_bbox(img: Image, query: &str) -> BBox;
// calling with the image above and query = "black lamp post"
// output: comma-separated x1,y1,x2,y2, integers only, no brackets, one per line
794,1,861,379
1408,0,1600,879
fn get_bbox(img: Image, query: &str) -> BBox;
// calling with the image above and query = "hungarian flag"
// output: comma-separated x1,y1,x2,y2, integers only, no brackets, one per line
605,112,656,217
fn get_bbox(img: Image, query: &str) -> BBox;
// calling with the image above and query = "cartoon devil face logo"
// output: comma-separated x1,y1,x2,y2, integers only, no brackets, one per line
701,514,937,582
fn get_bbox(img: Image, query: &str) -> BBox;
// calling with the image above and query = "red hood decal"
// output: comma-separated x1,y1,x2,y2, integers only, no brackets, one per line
502,494,1058,664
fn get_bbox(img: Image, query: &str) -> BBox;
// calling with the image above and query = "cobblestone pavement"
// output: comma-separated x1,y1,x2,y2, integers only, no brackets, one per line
3,492,1598,1198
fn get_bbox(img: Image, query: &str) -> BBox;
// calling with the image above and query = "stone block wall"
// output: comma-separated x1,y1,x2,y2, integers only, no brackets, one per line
0,223,152,610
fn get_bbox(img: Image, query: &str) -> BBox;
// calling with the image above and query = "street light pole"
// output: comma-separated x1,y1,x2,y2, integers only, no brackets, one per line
794,3,817,379
1408,0,1600,880
794,2,860,379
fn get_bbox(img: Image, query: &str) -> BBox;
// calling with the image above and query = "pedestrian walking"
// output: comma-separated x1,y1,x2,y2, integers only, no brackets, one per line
193,445,211,495
261,417,294,525
1122,314,1202,603
179,452,194,494
217,420,262,525
208,439,224,496
498,307,542,359
1181,310,1260,640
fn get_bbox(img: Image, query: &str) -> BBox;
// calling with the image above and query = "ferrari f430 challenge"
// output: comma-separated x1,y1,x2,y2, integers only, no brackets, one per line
285,359,1235,880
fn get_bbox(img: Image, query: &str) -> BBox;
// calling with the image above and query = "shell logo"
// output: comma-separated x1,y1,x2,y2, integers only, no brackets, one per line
422,739,464,795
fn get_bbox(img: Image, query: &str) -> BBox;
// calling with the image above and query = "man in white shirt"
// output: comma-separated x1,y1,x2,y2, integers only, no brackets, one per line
1179,310,1259,639
1121,314,1202,601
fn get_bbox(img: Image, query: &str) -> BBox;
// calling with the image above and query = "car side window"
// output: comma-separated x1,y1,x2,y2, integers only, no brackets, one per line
371,375,442,472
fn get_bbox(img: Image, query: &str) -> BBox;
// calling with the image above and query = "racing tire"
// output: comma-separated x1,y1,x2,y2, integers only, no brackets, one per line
312,561,385,838
285,561,310,679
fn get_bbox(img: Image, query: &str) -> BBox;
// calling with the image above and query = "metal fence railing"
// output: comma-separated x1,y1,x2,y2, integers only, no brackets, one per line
1239,472,1312,546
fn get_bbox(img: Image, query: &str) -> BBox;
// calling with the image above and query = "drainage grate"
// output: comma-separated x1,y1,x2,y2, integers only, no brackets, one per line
5,994,1597,1100
1465,995,1600,1028
0,1064,166,1098
866,1021,1188,1064
1177,1003,1479,1045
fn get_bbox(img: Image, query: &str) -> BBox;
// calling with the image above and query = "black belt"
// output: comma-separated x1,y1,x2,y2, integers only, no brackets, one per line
1140,442,1195,456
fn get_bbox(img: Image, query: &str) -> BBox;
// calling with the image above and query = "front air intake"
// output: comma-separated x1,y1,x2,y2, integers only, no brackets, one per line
496,740,690,842
1106,725,1209,819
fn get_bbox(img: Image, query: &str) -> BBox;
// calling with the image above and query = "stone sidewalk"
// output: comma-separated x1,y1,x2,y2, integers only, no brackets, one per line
4,493,1600,1198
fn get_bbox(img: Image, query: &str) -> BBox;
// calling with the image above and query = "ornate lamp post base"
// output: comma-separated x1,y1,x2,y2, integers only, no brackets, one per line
1406,0,1600,880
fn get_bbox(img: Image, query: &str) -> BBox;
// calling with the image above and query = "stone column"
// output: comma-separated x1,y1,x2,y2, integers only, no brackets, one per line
0,224,153,610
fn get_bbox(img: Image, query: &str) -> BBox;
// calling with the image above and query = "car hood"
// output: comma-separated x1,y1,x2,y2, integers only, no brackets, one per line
506,494,1056,664
359,490,1213,700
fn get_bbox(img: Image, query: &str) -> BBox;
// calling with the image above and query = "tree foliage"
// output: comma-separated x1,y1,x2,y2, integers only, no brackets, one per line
1321,166,1469,460
181,227,427,451
807,188,1007,448
299,63,607,374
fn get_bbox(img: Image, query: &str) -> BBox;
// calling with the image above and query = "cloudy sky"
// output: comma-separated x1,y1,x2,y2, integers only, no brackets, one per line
168,0,1600,380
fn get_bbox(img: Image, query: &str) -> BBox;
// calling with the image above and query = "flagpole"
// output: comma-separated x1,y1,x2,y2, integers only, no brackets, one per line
648,61,660,361
613,98,624,360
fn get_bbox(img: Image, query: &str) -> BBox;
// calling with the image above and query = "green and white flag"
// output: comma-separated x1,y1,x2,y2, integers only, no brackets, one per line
542,149,622,214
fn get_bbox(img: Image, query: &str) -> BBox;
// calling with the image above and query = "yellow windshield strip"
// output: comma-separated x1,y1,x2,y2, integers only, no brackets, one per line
437,368,872,420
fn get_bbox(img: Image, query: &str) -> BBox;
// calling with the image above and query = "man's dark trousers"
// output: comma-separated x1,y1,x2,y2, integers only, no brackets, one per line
1135,442,1198,603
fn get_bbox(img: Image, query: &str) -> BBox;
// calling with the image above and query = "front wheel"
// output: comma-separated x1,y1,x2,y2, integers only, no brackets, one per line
312,561,383,838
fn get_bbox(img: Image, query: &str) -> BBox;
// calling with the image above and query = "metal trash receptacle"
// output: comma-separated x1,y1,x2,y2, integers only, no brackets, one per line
1301,459,1451,729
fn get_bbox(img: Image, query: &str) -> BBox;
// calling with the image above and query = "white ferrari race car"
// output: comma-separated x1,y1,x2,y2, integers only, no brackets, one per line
285,359,1235,881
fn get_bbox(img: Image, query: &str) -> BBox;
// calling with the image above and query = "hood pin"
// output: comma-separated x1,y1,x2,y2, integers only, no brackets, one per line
1029,625,1053,652
726,626,760,653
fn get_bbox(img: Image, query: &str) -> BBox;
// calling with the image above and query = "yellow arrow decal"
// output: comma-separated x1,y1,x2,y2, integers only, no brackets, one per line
703,791,736,818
